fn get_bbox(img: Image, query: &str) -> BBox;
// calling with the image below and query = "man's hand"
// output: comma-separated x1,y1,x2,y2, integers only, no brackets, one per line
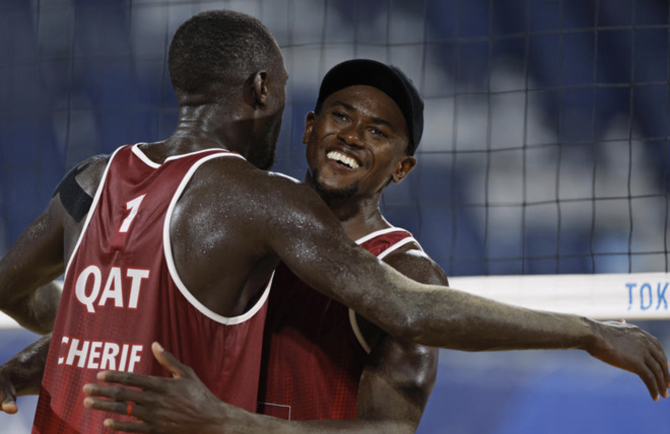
83,342,241,434
588,319,670,401
0,368,18,414
0,333,51,414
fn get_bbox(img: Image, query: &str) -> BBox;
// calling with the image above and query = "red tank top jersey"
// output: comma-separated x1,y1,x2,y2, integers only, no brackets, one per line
257,227,420,420
33,145,272,433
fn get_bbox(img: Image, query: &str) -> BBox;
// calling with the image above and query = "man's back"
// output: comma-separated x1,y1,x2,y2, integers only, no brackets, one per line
58,142,299,316
34,145,273,432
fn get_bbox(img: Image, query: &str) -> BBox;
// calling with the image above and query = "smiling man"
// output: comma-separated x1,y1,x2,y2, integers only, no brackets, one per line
256,59,447,430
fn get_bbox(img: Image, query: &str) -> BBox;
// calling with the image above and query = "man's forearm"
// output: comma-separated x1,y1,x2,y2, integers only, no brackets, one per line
407,287,597,352
400,283,670,403
301,245,668,398
0,333,51,397
336,260,598,352
291,242,598,352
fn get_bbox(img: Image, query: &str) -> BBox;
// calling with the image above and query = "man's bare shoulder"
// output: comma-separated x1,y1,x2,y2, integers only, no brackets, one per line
74,155,110,196
189,157,327,220
52,154,109,199
383,244,449,286
173,157,342,265
191,157,304,195
50,154,109,224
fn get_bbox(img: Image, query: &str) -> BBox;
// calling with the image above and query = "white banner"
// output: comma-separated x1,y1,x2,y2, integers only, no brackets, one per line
1,273,669,329
451,272,670,320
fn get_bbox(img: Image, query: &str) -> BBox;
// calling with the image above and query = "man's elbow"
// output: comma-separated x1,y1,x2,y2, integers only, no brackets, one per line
1,283,61,335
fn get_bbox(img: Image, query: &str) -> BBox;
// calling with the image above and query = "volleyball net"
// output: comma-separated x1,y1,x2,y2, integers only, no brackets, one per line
1,0,669,328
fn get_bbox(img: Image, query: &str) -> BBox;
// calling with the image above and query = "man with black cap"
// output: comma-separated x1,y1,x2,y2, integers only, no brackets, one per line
77,59,669,434
255,58,444,428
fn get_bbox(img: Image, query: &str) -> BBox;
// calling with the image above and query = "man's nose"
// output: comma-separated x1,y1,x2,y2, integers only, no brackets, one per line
338,124,364,148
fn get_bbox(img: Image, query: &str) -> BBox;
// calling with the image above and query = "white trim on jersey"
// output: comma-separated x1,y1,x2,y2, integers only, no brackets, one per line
349,227,422,354
268,171,301,184
130,144,242,167
354,226,411,246
63,146,125,281
130,144,159,168
161,150,274,326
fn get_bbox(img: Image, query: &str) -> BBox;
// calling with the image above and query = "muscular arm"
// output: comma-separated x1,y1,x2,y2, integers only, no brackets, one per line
0,156,106,413
0,155,105,334
352,248,445,433
254,175,669,399
0,195,66,334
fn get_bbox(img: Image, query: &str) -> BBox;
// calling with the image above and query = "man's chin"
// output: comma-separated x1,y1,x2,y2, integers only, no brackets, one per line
307,169,358,199
314,180,359,200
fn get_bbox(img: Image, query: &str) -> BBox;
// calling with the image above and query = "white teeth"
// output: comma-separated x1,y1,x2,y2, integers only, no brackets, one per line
327,151,360,169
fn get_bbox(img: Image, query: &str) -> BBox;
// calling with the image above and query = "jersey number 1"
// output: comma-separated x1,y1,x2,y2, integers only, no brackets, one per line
119,194,146,233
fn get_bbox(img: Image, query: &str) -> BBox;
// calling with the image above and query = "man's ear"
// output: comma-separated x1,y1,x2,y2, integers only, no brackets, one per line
391,156,417,184
250,71,268,109
302,111,317,145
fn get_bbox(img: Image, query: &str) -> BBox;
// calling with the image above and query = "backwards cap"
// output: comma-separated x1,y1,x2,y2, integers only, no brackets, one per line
315,59,424,156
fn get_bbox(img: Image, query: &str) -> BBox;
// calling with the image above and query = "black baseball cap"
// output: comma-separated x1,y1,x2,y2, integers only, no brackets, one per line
315,59,424,156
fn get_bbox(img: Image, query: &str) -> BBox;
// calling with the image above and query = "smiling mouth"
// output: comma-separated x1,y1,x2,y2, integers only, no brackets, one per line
327,151,360,169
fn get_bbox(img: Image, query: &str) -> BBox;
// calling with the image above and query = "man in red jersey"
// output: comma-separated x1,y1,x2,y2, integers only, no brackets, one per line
0,10,293,433
75,61,670,434
255,60,447,428
0,9,668,434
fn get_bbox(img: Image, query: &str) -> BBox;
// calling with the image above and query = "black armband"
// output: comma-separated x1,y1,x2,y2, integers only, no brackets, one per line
52,156,108,223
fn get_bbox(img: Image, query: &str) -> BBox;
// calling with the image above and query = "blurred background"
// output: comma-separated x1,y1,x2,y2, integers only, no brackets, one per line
1,0,669,432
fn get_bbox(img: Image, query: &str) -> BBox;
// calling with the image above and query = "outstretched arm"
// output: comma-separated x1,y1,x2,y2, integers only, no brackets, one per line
172,161,670,401
253,177,670,400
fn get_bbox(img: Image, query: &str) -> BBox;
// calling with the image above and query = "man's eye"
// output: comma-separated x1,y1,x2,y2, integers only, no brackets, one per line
371,128,388,138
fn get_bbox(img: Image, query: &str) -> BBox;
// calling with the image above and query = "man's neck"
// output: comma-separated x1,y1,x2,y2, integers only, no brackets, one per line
321,194,391,241
162,104,249,156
